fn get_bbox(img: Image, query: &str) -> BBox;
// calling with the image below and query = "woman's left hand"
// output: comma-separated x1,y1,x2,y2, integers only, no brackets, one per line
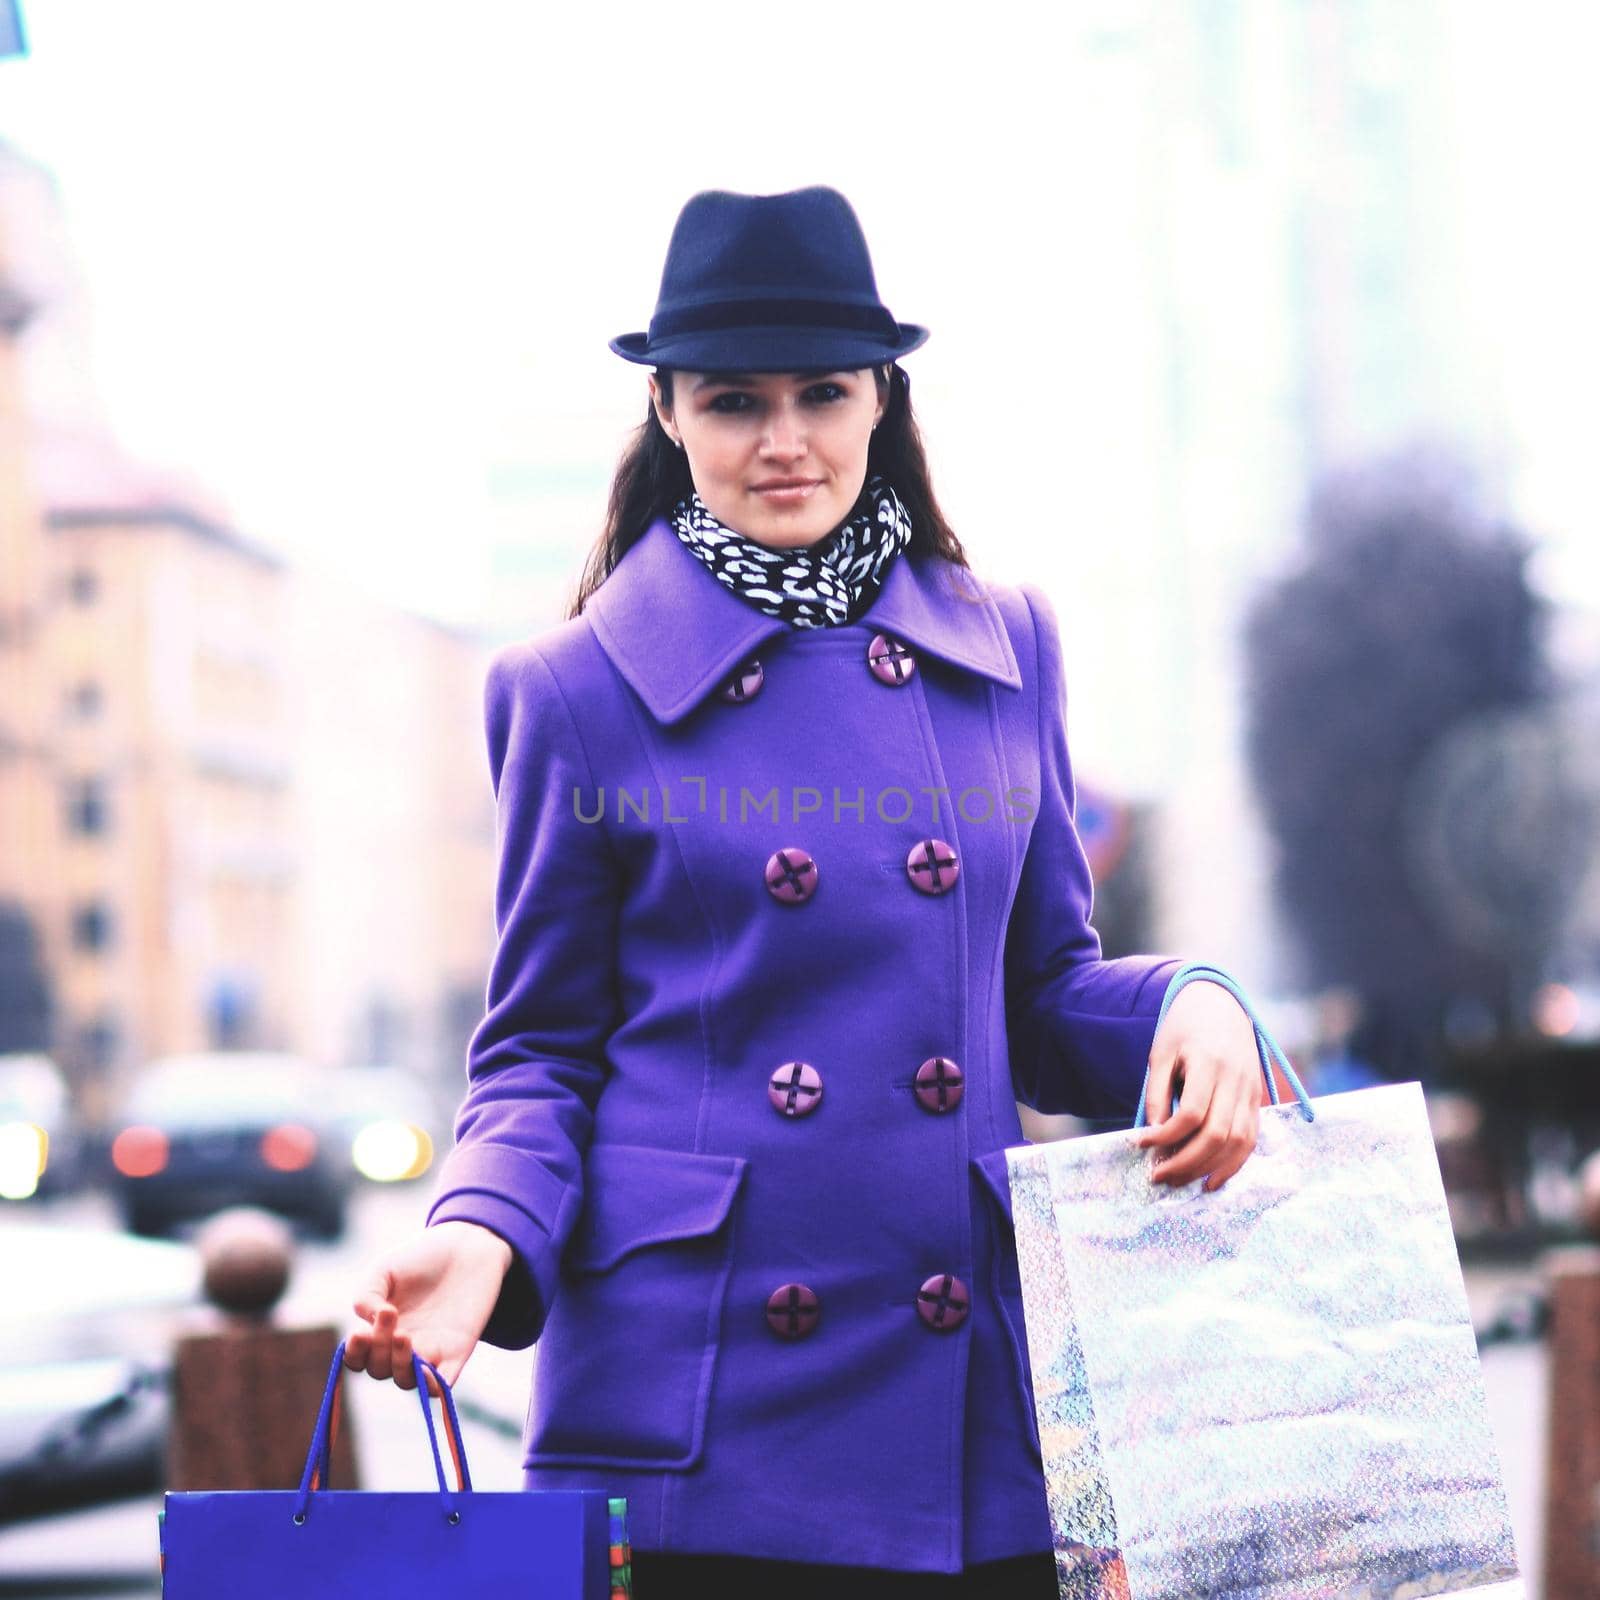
1136,981,1264,1192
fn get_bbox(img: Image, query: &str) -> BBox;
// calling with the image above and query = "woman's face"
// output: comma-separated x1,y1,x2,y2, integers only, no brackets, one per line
650,367,888,549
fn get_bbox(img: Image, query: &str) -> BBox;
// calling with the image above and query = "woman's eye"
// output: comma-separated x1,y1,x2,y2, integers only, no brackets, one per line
706,385,844,414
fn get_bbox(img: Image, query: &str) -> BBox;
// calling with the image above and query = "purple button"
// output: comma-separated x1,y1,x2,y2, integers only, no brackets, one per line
768,1061,823,1117
916,1274,970,1332
766,1283,821,1340
906,838,959,895
867,633,916,686
720,659,764,704
765,847,818,904
914,1056,964,1113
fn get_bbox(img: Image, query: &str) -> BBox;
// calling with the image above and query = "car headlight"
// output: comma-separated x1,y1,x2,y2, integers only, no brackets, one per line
350,1120,433,1183
0,1121,49,1201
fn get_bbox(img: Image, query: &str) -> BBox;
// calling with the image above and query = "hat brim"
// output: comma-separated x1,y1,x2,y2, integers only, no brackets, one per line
608,323,929,372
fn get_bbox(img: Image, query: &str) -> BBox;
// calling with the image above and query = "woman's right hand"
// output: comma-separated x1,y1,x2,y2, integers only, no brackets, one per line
344,1220,514,1390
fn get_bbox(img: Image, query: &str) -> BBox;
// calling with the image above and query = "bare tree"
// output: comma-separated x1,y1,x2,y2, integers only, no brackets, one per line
1241,448,1577,1078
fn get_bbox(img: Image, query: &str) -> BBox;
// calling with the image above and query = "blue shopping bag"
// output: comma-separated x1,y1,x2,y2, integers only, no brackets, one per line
159,1339,613,1598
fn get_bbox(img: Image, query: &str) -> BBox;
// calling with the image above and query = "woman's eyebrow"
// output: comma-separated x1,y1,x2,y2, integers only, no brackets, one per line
692,371,849,393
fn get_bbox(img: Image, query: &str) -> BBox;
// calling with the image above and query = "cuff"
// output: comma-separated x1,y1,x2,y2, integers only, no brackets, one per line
424,1141,578,1352
426,1190,547,1351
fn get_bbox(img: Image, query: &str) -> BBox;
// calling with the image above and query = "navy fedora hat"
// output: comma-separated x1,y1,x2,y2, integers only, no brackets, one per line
609,186,929,372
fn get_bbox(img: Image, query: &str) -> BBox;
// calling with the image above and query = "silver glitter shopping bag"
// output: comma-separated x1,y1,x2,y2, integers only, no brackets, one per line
1007,966,1523,1600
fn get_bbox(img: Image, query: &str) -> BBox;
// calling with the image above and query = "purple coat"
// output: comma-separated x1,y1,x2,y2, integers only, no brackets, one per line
425,515,1187,1572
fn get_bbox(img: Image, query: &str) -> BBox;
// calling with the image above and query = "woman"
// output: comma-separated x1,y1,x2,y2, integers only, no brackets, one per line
345,186,1266,1597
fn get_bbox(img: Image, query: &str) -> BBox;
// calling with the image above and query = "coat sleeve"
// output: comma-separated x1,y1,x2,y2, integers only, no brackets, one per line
424,642,621,1349
1002,584,1184,1122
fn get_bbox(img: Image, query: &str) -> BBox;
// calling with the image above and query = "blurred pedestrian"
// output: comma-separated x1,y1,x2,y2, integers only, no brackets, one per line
344,185,1271,1597
1310,1042,1385,1096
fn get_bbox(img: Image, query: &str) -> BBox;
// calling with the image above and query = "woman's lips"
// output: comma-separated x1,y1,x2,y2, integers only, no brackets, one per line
752,481,820,506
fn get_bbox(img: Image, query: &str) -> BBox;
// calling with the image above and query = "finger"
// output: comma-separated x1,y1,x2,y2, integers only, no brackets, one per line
1187,1083,1257,1189
1140,1058,1217,1150
1149,1068,1226,1183
1152,1123,1229,1186
391,1327,416,1390
1140,1051,1180,1132
346,1295,395,1377
1138,1105,1204,1149
344,1329,371,1372
1136,1067,1197,1146
1202,1102,1260,1191
353,1286,393,1324
352,1274,395,1322
367,1304,398,1381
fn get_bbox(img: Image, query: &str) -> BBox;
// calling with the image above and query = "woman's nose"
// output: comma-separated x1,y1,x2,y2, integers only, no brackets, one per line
759,405,807,461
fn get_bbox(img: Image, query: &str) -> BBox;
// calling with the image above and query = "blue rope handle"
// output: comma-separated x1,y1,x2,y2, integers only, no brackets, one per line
425,1353,474,1493
309,1347,471,1496
292,1339,468,1523
1133,962,1315,1128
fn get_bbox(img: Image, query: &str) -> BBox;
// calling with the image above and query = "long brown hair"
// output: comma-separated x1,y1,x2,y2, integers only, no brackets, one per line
565,364,972,619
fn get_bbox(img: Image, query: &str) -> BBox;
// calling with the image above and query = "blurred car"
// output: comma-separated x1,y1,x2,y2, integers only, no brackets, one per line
0,1053,86,1203
0,1222,199,1522
325,1064,445,1186
107,1052,351,1240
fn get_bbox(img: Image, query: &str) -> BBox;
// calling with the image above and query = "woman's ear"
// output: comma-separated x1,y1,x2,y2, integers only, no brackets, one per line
648,375,681,448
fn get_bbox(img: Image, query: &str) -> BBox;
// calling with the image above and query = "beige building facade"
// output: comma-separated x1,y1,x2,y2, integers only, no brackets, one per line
1,149,60,1073
0,140,497,1116
45,484,294,1097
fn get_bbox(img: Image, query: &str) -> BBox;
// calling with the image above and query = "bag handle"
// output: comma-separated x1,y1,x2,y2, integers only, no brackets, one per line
292,1339,472,1525
1134,962,1315,1129
308,1344,472,1501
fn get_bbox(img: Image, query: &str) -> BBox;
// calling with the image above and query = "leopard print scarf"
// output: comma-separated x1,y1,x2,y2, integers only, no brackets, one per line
668,474,913,628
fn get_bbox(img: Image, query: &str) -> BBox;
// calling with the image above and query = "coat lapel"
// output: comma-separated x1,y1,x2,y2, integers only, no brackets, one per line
586,515,1023,726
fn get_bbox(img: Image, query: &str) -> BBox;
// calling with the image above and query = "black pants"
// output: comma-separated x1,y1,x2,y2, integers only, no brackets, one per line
629,1547,1058,1597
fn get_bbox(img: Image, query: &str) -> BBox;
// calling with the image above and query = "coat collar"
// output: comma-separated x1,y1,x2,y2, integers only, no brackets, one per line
586,515,1022,726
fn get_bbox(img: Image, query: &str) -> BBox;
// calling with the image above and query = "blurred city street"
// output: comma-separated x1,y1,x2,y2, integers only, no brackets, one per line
0,1185,1555,1597
2,4,1598,1597
0,1181,534,1597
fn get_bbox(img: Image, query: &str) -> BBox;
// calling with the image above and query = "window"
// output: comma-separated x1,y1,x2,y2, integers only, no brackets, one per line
71,902,113,952
206,975,259,1050
79,1013,120,1073
65,777,110,836
68,682,103,719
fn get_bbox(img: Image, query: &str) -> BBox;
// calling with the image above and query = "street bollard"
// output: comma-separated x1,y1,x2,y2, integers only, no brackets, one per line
1542,1243,1600,1600
165,1207,359,1491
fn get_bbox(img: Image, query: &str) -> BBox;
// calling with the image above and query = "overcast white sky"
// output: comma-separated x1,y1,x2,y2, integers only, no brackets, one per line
2,1,1597,692
4,0,1155,624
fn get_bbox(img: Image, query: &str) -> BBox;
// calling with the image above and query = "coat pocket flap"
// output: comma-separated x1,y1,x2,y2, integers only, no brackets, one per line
567,1143,748,1274
970,1147,1018,1228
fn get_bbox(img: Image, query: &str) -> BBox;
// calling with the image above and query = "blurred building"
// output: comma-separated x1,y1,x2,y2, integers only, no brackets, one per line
41,438,295,1107
0,141,496,1115
0,142,58,1056
284,573,495,1082
989,0,1514,999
